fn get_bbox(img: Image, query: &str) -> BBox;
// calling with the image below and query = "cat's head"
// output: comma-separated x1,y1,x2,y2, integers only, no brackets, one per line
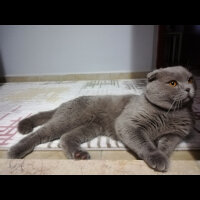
145,66,196,110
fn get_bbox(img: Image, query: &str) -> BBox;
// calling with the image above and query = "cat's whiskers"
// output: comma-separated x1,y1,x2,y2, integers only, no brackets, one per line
174,94,186,111
176,100,180,112
176,98,183,112
178,100,181,111
173,101,178,113
180,100,183,108
166,99,176,115
166,94,183,115
180,99,183,109
173,93,185,113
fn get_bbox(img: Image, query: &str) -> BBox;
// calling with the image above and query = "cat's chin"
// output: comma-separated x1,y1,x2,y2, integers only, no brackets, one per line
182,96,193,104
183,97,190,102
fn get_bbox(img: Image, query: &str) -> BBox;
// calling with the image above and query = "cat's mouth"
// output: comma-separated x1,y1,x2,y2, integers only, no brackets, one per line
182,94,193,103
183,97,191,102
172,93,193,105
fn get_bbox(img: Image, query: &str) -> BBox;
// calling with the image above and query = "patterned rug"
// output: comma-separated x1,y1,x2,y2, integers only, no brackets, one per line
0,78,200,151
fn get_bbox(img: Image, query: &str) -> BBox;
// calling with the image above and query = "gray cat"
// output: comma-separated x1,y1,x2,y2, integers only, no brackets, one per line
8,66,196,172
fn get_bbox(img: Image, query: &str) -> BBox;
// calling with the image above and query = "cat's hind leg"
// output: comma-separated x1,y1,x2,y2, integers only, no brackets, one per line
60,123,102,160
8,120,62,159
18,109,57,135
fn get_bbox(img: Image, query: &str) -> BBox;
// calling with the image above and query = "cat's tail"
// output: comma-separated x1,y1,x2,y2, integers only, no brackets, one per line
18,109,57,135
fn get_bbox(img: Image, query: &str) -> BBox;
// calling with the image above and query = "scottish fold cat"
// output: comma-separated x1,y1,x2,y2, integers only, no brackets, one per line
8,66,196,172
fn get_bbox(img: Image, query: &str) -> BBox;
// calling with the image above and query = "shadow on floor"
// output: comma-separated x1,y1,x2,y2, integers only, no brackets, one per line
188,150,200,160
181,130,200,160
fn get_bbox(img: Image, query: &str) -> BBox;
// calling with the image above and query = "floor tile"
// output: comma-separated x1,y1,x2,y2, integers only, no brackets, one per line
171,150,200,160
1,150,200,161
101,150,138,160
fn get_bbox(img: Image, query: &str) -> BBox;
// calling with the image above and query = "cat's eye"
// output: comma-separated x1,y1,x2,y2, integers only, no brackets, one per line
168,80,177,87
188,77,193,84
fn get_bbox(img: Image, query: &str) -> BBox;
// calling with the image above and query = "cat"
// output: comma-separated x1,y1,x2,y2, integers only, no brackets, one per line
8,66,196,172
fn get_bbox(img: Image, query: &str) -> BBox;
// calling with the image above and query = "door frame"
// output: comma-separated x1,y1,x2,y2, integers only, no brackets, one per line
156,25,166,68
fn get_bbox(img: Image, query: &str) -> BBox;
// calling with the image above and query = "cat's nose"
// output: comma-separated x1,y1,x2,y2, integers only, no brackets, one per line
185,88,190,92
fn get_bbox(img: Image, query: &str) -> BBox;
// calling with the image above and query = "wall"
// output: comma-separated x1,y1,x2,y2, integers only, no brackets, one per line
0,25,157,77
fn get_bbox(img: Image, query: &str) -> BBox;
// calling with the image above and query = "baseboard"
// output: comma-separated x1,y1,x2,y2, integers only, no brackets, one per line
0,72,149,82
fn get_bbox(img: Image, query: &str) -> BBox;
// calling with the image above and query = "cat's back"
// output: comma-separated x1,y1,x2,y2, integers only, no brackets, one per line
87,94,134,117
55,94,134,118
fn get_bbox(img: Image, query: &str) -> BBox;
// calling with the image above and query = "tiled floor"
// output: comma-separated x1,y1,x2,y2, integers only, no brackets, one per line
1,150,200,160
1,159,200,175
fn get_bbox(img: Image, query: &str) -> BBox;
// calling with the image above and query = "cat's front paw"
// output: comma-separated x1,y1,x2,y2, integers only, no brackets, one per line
18,118,33,134
144,151,169,172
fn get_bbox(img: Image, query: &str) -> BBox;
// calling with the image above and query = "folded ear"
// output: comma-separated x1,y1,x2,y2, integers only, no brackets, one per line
147,69,160,82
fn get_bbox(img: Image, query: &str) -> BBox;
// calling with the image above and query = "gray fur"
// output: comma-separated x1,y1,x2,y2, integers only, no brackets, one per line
8,66,195,172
